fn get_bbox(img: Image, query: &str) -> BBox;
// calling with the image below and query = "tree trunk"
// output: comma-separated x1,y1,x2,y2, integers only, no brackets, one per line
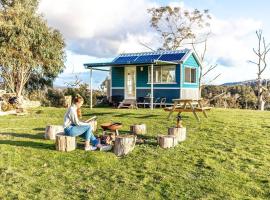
15,76,24,97
113,135,137,156
55,134,76,152
258,78,265,111
130,124,147,135
45,125,64,140
157,135,177,148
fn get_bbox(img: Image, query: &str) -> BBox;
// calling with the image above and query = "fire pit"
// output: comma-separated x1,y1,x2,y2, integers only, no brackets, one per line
100,122,122,136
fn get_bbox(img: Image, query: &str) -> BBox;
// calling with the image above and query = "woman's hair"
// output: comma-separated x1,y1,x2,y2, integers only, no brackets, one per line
73,95,83,119
73,94,84,104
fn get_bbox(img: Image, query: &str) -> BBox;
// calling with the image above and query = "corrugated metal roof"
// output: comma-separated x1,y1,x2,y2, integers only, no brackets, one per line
84,49,192,68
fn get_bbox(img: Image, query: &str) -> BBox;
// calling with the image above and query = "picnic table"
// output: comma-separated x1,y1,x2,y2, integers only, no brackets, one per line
164,98,211,122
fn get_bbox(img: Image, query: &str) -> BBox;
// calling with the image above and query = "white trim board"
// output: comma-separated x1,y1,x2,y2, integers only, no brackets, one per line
137,87,181,90
112,87,198,90
111,87,124,89
181,88,199,90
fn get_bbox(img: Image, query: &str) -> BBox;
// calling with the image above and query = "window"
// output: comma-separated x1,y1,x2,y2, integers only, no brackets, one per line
184,67,196,83
148,65,176,83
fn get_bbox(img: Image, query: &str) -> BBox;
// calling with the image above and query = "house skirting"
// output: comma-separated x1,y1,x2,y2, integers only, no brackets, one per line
111,88,181,103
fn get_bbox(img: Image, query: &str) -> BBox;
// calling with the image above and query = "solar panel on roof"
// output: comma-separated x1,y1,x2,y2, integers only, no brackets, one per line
113,56,138,63
158,53,185,62
135,54,160,63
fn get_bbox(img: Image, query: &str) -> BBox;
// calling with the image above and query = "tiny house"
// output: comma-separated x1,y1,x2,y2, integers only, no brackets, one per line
84,49,201,105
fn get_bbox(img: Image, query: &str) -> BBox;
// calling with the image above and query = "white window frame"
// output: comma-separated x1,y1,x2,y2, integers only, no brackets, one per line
184,66,197,84
147,65,177,84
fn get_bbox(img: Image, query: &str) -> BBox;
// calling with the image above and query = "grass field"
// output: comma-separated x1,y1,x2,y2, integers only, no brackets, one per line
0,107,270,200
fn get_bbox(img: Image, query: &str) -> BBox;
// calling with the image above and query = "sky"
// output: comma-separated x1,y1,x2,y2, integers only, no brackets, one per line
38,0,270,88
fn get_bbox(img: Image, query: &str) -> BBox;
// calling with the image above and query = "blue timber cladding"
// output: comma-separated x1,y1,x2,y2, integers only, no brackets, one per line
111,67,124,87
111,89,124,97
136,66,148,87
182,53,200,88
153,89,180,102
136,89,180,103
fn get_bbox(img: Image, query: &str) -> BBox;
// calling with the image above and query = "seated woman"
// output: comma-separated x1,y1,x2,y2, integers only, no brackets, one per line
63,95,101,151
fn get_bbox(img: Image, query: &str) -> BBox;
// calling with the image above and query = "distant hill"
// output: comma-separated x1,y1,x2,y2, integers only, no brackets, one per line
221,79,270,86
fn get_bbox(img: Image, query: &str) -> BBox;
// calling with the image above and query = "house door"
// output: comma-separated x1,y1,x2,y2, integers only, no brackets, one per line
125,66,136,99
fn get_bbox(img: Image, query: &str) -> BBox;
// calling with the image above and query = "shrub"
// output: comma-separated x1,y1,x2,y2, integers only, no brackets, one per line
45,88,65,107
64,84,106,106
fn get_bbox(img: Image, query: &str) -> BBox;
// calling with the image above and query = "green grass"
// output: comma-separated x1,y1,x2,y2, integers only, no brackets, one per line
0,107,270,200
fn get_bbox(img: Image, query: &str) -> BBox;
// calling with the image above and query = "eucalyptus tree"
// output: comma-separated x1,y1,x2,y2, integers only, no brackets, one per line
148,6,211,50
0,0,65,97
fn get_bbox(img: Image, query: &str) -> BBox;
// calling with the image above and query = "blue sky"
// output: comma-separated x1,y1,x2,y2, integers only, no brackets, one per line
38,0,270,88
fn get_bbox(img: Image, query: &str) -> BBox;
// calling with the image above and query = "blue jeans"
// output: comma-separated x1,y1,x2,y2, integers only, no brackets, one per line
64,125,99,146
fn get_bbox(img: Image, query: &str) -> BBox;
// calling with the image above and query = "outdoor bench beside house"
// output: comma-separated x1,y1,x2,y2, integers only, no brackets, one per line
84,48,202,109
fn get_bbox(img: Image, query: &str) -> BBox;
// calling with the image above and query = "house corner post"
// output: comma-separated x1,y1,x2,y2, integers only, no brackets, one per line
151,64,154,110
90,67,93,109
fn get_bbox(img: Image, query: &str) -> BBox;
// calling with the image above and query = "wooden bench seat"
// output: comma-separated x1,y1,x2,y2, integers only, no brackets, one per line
164,107,212,112
118,99,138,109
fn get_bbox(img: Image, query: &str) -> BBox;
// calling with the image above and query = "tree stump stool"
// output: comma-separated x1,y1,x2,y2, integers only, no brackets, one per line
157,135,178,148
130,124,146,135
45,125,64,140
55,134,76,152
168,127,186,142
114,135,137,156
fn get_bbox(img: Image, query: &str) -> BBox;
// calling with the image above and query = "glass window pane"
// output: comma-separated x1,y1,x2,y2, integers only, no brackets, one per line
185,68,191,82
162,66,175,83
191,68,196,83
149,65,176,83
154,66,161,83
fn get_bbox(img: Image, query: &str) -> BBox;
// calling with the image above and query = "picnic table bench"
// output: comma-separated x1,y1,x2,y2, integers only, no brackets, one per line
164,98,212,122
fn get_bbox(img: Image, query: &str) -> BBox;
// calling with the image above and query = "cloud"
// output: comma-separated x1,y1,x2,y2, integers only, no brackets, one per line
216,57,235,67
39,0,267,86
39,0,158,57
194,17,263,84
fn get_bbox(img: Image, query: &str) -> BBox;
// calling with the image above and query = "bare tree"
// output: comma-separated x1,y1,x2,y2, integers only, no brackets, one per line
191,33,221,94
249,30,270,111
64,74,82,88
